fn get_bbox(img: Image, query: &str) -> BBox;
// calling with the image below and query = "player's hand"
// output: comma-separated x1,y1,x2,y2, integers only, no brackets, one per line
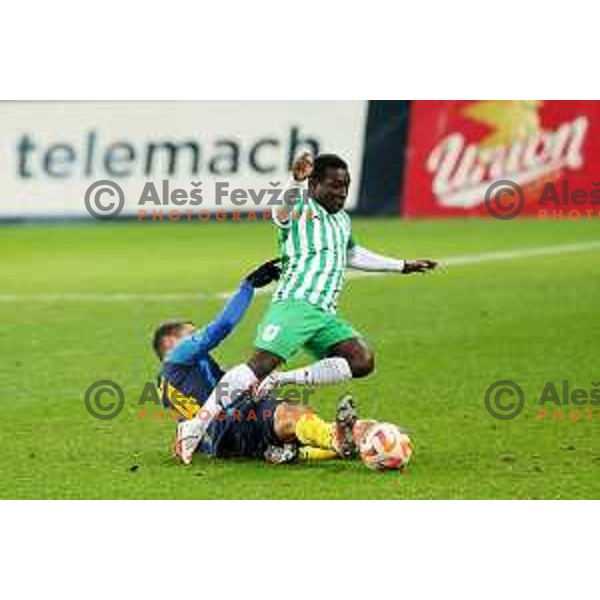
291,152,314,182
245,259,282,288
402,259,438,274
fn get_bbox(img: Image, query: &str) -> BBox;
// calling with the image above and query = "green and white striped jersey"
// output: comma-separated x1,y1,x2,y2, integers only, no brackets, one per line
272,195,355,313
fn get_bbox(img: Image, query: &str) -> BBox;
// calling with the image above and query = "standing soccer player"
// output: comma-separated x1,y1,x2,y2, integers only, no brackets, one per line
176,152,437,463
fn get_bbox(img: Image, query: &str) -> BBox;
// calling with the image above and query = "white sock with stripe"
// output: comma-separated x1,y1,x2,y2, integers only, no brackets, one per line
276,357,352,386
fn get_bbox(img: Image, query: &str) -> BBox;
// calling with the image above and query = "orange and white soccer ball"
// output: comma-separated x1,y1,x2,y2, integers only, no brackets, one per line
359,423,413,471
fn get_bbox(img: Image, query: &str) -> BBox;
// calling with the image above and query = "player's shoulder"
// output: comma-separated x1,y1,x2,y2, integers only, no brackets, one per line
164,329,208,364
337,208,352,228
272,196,310,229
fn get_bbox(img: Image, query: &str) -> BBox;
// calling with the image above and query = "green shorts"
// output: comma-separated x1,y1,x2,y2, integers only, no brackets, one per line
255,300,360,361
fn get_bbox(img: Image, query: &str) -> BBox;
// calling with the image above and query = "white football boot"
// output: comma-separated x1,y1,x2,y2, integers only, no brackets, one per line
173,418,204,465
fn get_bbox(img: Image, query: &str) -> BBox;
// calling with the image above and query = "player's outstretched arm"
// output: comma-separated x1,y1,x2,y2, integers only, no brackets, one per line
347,245,437,274
169,259,281,365
201,259,282,351
166,281,256,365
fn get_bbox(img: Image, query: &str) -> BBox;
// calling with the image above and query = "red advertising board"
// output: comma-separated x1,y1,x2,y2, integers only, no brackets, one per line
403,101,600,218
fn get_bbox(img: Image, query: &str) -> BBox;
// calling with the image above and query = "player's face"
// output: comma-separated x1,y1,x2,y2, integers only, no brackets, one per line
160,323,196,356
312,167,351,213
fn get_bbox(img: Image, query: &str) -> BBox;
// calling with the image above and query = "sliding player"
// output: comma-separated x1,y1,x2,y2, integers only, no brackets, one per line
152,258,355,464
175,152,437,463
153,258,281,415
196,393,358,464
192,394,406,469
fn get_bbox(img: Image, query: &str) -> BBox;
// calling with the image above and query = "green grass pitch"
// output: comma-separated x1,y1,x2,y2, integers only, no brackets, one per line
1,217,599,499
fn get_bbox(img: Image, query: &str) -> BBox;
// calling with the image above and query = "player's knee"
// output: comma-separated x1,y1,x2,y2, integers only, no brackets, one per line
248,351,282,380
349,350,375,378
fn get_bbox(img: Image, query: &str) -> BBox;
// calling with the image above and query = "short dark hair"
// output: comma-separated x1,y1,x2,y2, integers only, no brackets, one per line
310,153,348,183
152,319,192,359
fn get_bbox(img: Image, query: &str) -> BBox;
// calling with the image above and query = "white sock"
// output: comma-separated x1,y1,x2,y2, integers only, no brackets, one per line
276,357,352,386
196,363,257,422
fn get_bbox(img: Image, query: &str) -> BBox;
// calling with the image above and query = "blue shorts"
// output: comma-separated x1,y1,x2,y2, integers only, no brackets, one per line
199,396,280,459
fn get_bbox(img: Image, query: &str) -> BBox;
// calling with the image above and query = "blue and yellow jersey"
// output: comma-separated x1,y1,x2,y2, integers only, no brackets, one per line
158,280,255,419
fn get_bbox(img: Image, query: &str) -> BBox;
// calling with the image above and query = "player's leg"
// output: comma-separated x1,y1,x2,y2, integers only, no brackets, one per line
214,300,351,405
247,349,284,380
204,395,281,460
307,315,374,378
197,349,281,418
327,337,375,378
271,395,358,458
178,395,331,464
211,300,320,407
261,315,372,392
175,302,350,464
256,309,360,396
175,354,287,464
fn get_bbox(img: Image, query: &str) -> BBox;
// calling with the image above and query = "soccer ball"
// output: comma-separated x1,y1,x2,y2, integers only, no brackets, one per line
359,423,413,471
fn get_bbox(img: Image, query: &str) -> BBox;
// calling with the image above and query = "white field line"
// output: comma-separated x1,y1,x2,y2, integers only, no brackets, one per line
1,240,599,303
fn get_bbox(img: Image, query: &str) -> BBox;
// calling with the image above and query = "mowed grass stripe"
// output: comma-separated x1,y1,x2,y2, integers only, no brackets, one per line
1,239,598,303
